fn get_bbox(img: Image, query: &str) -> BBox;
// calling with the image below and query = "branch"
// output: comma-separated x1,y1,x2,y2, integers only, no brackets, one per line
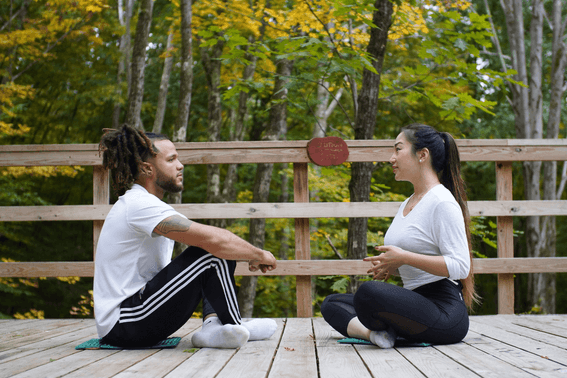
302,87,350,139
11,18,86,82
557,161,567,200
303,0,346,60
292,71,355,129
543,7,553,31
480,49,511,60
0,0,31,32
324,87,344,119
325,235,344,260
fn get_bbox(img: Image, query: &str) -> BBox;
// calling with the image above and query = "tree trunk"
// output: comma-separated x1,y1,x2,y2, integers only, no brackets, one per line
167,0,193,258
152,29,175,134
220,39,259,218
312,80,344,139
498,0,566,313
125,0,153,130
533,0,567,314
279,166,290,260
112,0,133,129
201,37,226,208
173,0,193,143
237,58,292,317
500,0,529,139
346,0,393,294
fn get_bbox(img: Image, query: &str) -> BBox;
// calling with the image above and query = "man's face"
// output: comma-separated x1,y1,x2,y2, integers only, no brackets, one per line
150,139,184,194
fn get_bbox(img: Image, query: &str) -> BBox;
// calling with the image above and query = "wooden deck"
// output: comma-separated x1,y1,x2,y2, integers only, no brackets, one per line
1,315,567,377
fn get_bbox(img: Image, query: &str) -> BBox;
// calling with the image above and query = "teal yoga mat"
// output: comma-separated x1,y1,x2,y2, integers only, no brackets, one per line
338,337,431,347
76,337,181,350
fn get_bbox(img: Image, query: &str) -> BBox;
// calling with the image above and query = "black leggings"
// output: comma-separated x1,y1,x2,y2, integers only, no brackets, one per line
321,279,469,345
102,246,241,347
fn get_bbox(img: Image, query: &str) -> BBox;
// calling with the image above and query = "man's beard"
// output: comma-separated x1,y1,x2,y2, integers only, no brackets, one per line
156,172,183,193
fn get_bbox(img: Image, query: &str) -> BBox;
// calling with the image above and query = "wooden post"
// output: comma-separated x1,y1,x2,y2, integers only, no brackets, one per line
496,161,514,314
294,162,312,317
93,166,109,259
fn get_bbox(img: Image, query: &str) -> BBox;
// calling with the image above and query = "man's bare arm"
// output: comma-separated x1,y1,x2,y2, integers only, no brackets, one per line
153,215,276,271
154,215,193,236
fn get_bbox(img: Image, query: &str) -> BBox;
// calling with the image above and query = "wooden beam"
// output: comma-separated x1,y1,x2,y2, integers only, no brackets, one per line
3,258,567,278
93,166,109,258
0,262,95,277
496,161,514,314
294,163,312,318
2,200,566,222
2,140,567,166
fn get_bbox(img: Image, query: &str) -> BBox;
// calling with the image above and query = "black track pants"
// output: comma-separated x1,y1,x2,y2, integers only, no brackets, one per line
101,246,241,347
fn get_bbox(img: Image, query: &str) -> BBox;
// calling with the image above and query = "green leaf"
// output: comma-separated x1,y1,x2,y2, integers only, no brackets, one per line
482,237,497,249
330,277,350,293
454,38,467,51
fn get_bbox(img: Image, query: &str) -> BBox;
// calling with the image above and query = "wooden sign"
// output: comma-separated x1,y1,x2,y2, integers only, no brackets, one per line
307,137,349,166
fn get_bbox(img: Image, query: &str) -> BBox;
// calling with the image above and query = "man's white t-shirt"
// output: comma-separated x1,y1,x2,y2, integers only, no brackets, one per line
93,184,186,338
383,184,470,290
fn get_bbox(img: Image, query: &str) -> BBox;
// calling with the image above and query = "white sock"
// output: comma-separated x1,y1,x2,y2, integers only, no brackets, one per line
241,318,277,341
369,327,397,349
191,316,250,349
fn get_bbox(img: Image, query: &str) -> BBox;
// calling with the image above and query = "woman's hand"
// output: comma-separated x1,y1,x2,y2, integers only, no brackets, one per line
364,245,407,281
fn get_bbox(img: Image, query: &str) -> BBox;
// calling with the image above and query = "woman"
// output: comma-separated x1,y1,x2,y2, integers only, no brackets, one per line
321,124,477,348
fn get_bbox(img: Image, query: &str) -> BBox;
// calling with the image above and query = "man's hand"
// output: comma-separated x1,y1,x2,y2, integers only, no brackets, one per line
248,250,277,273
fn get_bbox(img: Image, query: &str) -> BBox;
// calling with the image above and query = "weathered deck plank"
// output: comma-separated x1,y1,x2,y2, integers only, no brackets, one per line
1,315,566,378
469,317,567,376
214,318,285,378
0,319,93,351
312,318,372,378
434,338,534,377
397,345,480,378
268,318,317,378
0,325,97,368
164,347,236,378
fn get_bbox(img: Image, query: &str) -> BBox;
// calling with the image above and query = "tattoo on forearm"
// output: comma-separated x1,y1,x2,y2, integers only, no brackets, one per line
155,216,192,235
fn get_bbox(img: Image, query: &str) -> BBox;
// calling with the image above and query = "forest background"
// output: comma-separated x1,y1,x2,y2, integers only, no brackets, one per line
1,0,566,320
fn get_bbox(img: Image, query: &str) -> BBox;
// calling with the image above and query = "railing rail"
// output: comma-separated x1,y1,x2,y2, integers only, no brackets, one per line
1,139,567,316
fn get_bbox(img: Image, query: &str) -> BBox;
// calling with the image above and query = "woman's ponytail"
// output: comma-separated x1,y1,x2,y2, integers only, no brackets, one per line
402,124,479,309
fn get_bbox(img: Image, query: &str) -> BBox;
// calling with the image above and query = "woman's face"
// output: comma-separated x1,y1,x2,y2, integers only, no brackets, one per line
389,132,420,182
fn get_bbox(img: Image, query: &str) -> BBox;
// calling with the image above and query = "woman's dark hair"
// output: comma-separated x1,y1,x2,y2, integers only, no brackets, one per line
99,124,169,196
401,123,479,309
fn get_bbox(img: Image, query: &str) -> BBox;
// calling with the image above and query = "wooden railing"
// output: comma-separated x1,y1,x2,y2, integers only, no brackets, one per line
1,139,567,316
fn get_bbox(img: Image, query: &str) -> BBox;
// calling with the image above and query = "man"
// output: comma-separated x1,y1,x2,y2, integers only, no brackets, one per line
94,125,277,348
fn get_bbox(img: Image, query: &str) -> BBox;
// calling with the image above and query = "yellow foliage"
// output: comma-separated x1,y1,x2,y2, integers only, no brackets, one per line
0,122,31,137
1,166,84,178
434,0,472,12
14,309,45,320
0,83,35,116
236,189,254,203
193,0,265,38
70,290,93,317
57,276,81,285
390,3,429,42
0,0,107,76
389,1,471,50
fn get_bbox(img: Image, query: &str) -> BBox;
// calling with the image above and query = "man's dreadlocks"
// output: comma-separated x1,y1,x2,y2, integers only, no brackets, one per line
99,124,168,196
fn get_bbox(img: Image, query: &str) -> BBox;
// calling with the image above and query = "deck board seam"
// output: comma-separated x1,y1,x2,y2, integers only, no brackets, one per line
431,345,485,378
460,334,538,377
465,329,564,375
310,318,321,378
